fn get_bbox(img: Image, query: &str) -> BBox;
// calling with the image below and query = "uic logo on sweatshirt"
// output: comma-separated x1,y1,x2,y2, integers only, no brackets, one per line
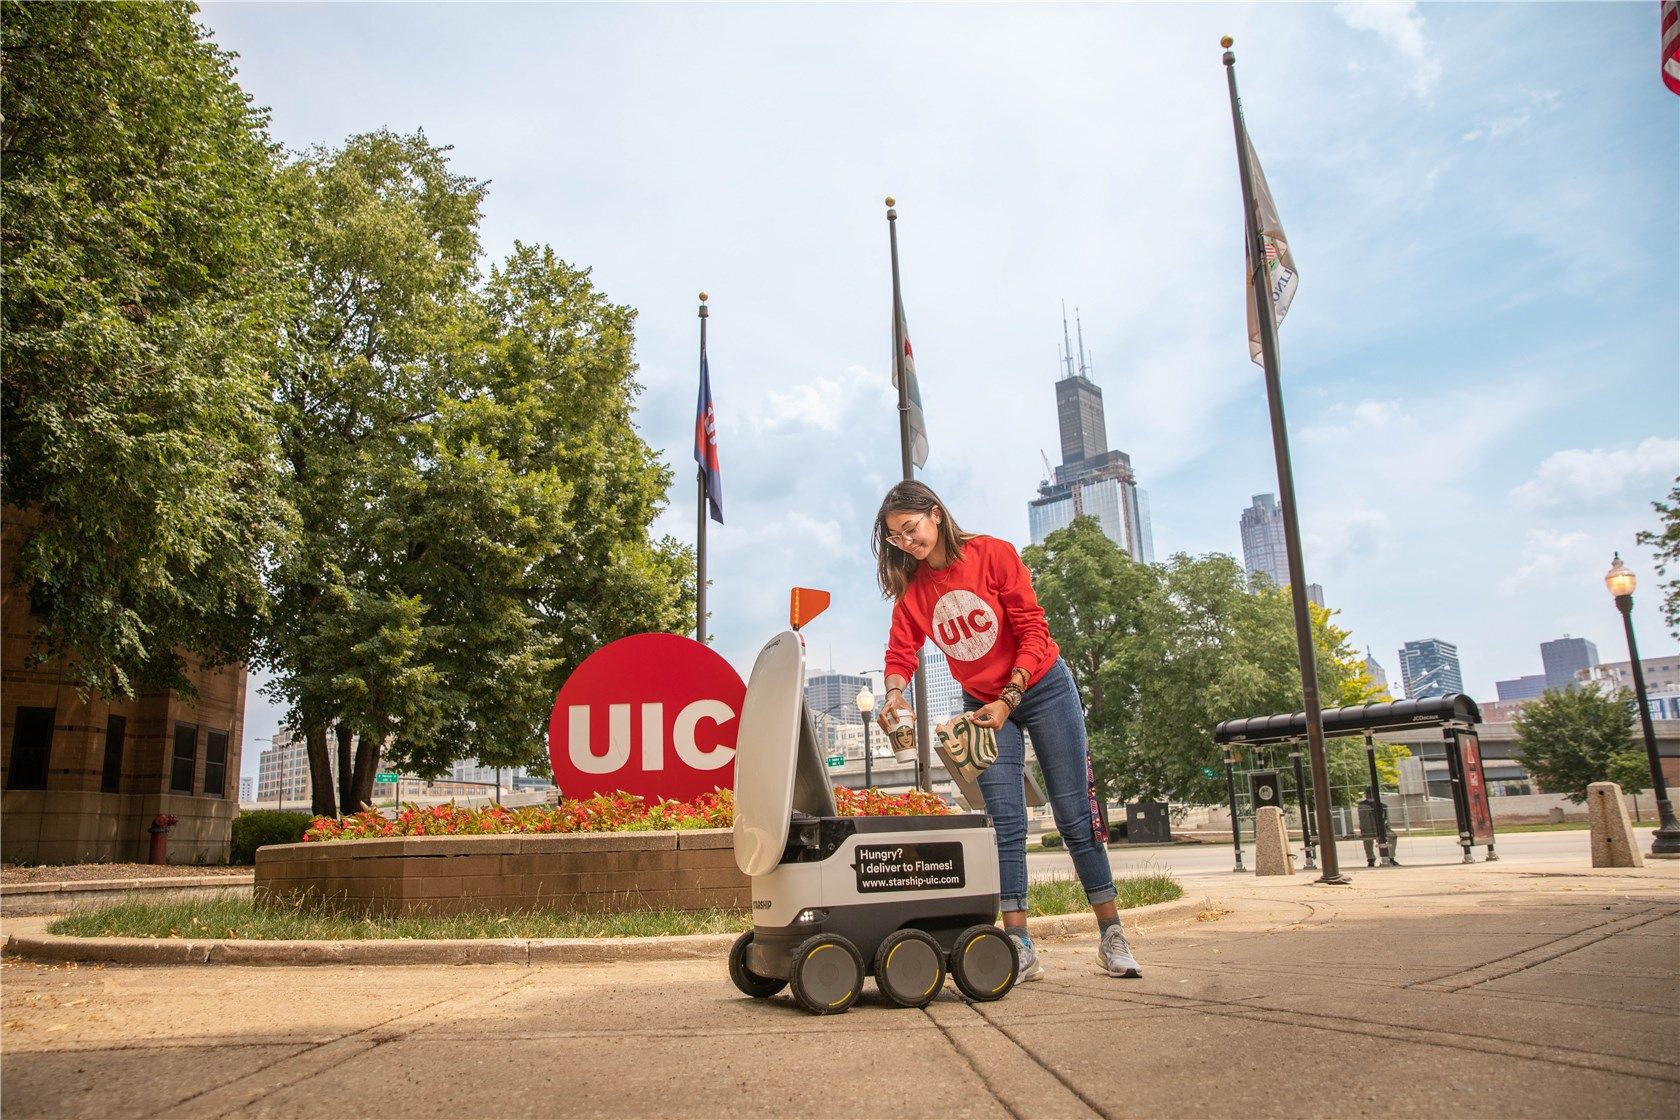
931,589,998,661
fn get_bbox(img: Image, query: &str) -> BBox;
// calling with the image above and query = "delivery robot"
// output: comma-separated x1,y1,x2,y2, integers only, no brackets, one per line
727,593,1018,1015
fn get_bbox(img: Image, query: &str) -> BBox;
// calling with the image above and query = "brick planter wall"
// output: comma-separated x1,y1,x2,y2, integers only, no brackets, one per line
253,829,748,917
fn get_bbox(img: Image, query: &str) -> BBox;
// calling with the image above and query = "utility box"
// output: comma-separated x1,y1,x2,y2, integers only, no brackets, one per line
1125,801,1172,845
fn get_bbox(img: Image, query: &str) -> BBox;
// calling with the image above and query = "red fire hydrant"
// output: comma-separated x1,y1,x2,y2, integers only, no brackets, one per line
148,814,179,865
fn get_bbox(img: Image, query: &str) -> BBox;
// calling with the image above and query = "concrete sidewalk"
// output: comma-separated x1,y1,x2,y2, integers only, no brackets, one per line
3,860,1676,1119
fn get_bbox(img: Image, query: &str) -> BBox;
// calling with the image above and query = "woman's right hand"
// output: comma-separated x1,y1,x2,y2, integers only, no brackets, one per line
876,694,914,734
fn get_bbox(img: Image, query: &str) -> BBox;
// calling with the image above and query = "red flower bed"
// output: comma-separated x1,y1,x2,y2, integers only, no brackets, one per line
303,786,951,842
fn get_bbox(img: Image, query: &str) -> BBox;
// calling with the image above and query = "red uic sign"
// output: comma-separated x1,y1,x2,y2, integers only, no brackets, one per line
548,633,746,803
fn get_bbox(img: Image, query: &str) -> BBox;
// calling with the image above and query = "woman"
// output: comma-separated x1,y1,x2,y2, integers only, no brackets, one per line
872,480,1142,981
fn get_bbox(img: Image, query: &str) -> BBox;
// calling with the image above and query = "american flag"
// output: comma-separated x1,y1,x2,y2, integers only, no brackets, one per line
1664,0,1680,96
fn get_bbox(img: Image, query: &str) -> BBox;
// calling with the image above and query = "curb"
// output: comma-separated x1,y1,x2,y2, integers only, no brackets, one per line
1,894,1205,968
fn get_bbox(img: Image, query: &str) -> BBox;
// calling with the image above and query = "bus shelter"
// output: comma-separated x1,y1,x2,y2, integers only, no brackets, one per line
1214,694,1495,868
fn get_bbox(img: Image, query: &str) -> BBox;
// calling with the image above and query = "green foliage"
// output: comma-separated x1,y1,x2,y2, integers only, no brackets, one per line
1027,869,1180,915
262,135,693,810
1025,517,1383,806
1512,687,1638,803
1,0,292,696
1040,831,1064,849
229,811,314,865
1636,480,1680,640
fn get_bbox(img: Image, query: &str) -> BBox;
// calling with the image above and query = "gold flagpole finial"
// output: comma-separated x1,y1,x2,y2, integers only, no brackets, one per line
884,196,895,207
699,291,708,302
1221,35,1233,48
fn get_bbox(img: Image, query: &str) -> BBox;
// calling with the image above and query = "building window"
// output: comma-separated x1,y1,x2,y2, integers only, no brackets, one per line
203,730,227,799
101,715,126,793
7,707,55,790
170,724,198,793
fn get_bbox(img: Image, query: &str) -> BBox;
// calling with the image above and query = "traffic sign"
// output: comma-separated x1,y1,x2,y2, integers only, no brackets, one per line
826,755,844,768
375,772,400,784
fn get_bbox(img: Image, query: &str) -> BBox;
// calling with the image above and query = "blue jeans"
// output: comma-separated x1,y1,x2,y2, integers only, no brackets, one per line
964,658,1115,913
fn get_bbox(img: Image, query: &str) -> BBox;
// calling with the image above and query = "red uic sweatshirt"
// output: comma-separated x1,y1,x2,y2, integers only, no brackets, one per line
884,535,1060,702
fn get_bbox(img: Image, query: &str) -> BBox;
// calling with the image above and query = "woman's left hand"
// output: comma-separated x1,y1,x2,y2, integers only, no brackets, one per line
968,700,1012,729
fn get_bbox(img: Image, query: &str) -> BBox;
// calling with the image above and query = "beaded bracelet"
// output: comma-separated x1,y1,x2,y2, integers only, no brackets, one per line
999,684,1025,711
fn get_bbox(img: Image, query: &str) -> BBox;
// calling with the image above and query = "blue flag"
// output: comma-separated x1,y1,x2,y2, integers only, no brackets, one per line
694,352,724,524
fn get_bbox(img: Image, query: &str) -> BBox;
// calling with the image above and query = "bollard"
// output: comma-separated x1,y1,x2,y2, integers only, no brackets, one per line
1587,783,1643,868
1254,805,1295,876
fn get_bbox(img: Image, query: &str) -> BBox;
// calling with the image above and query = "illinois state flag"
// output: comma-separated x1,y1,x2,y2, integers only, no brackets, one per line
694,352,724,523
1243,131,1299,366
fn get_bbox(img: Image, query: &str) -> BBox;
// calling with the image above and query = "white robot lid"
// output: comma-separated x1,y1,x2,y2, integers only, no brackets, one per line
733,629,835,875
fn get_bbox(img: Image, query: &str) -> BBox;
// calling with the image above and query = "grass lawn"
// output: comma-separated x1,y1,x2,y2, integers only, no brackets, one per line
46,870,1182,941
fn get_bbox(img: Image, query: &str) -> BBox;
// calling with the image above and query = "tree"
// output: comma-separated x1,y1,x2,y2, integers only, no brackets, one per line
1024,519,1396,809
261,130,488,814
1,1,291,696
1636,480,1680,640
261,134,693,814
1512,687,1638,803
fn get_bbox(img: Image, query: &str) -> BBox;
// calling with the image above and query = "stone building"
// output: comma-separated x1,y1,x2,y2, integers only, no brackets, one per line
2,519,243,864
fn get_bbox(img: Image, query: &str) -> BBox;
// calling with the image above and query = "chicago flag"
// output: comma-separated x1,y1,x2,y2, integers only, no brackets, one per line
694,353,723,523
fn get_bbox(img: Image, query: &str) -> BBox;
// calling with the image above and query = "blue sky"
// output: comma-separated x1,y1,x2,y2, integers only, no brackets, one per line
205,2,1680,784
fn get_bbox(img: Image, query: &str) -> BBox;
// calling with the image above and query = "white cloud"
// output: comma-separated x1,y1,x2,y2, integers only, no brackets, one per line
1511,437,1679,509
754,366,889,436
1498,527,1597,595
1335,1,1442,97
1462,89,1560,143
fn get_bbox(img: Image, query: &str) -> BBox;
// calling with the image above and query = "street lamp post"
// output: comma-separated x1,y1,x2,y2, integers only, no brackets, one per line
1604,553,1680,858
857,686,876,789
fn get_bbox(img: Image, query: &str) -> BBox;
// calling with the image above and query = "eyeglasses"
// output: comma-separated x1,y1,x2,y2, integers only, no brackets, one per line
884,513,928,549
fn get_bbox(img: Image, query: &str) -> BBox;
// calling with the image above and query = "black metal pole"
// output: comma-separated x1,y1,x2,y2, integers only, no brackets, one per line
1222,40,1346,884
1363,733,1394,866
1224,747,1245,872
886,198,932,792
1291,747,1316,870
696,293,709,645
863,717,874,789
1616,593,1680,856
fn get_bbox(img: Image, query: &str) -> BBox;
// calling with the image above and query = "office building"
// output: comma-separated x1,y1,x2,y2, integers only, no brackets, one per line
3,513,246,863
1541,636,1599,692
1364,649,1391,698
1397,639,1464,700
803,671,869,727
239,776,254,803
1026,309,1154,562
919,647,966,721
1496,675,1548,701
255,728,333,806
1237,495,1324,607
1240,494,1289,590
1590,656,1680,696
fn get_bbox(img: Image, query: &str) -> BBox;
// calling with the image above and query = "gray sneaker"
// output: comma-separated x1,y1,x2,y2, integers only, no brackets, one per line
1008,931,1044,982
1098,924,1142,978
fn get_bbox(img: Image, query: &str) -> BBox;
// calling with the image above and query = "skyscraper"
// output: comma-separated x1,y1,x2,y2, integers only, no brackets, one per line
1364,648,1391,698
1240,494,1288,590
1540,636,1599,692
1397,639,1464,700
803,671,869,727
1026,307,1154,562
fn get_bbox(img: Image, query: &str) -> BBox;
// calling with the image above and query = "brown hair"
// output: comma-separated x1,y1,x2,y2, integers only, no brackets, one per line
873,480,969,599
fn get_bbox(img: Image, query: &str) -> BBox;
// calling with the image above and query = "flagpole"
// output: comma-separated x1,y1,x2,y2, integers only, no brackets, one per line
696,291,709,645
886,197,932,792
1222,37,1348,885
